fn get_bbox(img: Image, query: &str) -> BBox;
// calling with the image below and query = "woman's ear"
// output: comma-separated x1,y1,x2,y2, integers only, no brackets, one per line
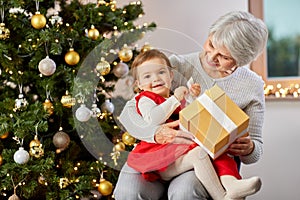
170,70,174,80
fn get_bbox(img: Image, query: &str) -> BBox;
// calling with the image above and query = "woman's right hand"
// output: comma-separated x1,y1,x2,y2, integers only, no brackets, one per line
154,120,195,144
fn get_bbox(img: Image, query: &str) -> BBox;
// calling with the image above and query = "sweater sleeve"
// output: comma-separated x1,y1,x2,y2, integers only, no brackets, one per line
138,96,180,125
119,96,180,143
240,81,265,164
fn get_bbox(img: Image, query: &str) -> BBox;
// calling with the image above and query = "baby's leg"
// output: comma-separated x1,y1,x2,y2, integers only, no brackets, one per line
220,175,262,199
160,146,228,200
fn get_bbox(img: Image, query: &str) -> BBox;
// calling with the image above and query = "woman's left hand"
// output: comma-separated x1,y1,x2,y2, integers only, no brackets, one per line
227,136,254,156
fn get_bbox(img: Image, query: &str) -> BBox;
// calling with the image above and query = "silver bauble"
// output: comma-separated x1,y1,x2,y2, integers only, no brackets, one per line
53,131,70,151
14,147,30,164
101,99,114,113
113,62,129,78
75,104,92,122
38,56,56,76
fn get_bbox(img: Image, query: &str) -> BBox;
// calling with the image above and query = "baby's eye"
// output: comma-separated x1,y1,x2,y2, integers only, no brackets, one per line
143,74,150,79
159,70,166,74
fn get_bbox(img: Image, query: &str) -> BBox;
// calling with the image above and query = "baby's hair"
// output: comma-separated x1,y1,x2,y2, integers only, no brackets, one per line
131,49,172,80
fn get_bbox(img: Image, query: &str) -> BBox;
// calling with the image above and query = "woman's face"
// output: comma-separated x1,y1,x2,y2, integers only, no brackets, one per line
202,35,237,77
136,58,173,98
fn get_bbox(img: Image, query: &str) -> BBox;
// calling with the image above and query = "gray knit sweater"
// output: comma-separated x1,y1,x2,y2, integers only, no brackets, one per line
119,52,264,165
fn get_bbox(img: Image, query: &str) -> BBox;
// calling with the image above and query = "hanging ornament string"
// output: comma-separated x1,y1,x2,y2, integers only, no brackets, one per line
35,0,40,12
45,85,52,101
0,7,4,23
10,175,26,198
18,84,23,95
67,38,74,48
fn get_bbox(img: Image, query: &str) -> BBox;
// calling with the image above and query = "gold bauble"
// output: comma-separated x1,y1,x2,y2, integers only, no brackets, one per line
141,44,153,53
122,132,136,146
0,131,10,139
114,141,125,152
59,177,70,189
31,12,47,29
98,178,113,196
30,145,44,158
61,90,76,108
118,47,133,62
30,135,41,148
64,48,80,65
38,175,46,185
88,25,100,40
43,99,54,115
0,23,10,40
96,60,111,75
0,155,3,166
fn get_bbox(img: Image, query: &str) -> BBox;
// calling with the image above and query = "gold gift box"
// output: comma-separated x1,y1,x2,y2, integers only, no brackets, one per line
179,85,249,159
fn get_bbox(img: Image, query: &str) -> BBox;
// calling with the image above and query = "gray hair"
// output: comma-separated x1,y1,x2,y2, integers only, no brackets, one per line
209,11,268,67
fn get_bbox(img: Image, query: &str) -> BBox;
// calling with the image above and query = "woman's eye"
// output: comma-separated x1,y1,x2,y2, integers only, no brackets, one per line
159,70,166,74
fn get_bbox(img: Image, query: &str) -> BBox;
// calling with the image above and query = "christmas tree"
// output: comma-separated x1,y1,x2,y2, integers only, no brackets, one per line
0,0,155,199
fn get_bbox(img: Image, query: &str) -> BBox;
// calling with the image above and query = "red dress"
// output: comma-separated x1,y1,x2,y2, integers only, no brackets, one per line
127,91,241,181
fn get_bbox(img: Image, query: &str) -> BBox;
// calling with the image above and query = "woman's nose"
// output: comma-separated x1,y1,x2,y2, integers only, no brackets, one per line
210,50,219,62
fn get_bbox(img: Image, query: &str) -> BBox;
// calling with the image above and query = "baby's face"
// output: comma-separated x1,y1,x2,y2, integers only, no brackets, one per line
136,58,173,98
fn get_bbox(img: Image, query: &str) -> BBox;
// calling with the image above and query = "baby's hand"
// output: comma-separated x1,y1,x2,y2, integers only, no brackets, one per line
189,83,201,97
174,86,188,101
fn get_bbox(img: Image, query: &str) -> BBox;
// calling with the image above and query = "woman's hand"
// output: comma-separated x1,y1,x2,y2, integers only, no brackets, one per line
227,136,254,156
189,83,201,97
154,120,194,144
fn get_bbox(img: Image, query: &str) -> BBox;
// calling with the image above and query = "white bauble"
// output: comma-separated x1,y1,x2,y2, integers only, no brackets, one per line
75,104,92,122
101,99,114,113
38,56,56,76
113,62,129,78
14,147,30,164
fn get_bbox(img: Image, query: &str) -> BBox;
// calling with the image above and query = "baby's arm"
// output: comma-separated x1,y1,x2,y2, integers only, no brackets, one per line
138,96,180,125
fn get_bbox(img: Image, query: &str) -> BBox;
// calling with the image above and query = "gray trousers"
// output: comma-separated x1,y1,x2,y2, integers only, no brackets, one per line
113,163,212,200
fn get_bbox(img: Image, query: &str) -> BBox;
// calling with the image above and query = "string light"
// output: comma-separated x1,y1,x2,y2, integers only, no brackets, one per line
264,83,300,99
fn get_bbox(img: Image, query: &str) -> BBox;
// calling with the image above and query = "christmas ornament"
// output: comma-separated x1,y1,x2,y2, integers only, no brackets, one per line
91,103,101,118
43,98,54,115
96,59,111,76
38,175,47,185
113,62,129,78
0,154,3,166
98,178,113,196
118,46,133,62
141,44,152,52
0,8,10,40
64,48,80,65
61,90,76,108
59,177,70,189
101,99,114,113
14,147,30,164
75,104,92,122
88,25,100,40
114,141,125,152
8,194,20,200
14,93,28,111
0,131,10,139
29,135,44,158
38,56,56,76
31,11,47,29
122,132,136,146
0,23,10,40
53,129,70,152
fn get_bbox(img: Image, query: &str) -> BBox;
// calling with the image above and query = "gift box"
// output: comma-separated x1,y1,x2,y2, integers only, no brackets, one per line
179,85,249,159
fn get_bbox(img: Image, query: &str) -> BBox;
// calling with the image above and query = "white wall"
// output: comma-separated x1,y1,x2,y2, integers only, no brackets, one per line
119,0,300,199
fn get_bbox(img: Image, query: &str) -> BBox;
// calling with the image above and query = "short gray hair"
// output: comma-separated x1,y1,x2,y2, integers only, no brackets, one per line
209,11,268,67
